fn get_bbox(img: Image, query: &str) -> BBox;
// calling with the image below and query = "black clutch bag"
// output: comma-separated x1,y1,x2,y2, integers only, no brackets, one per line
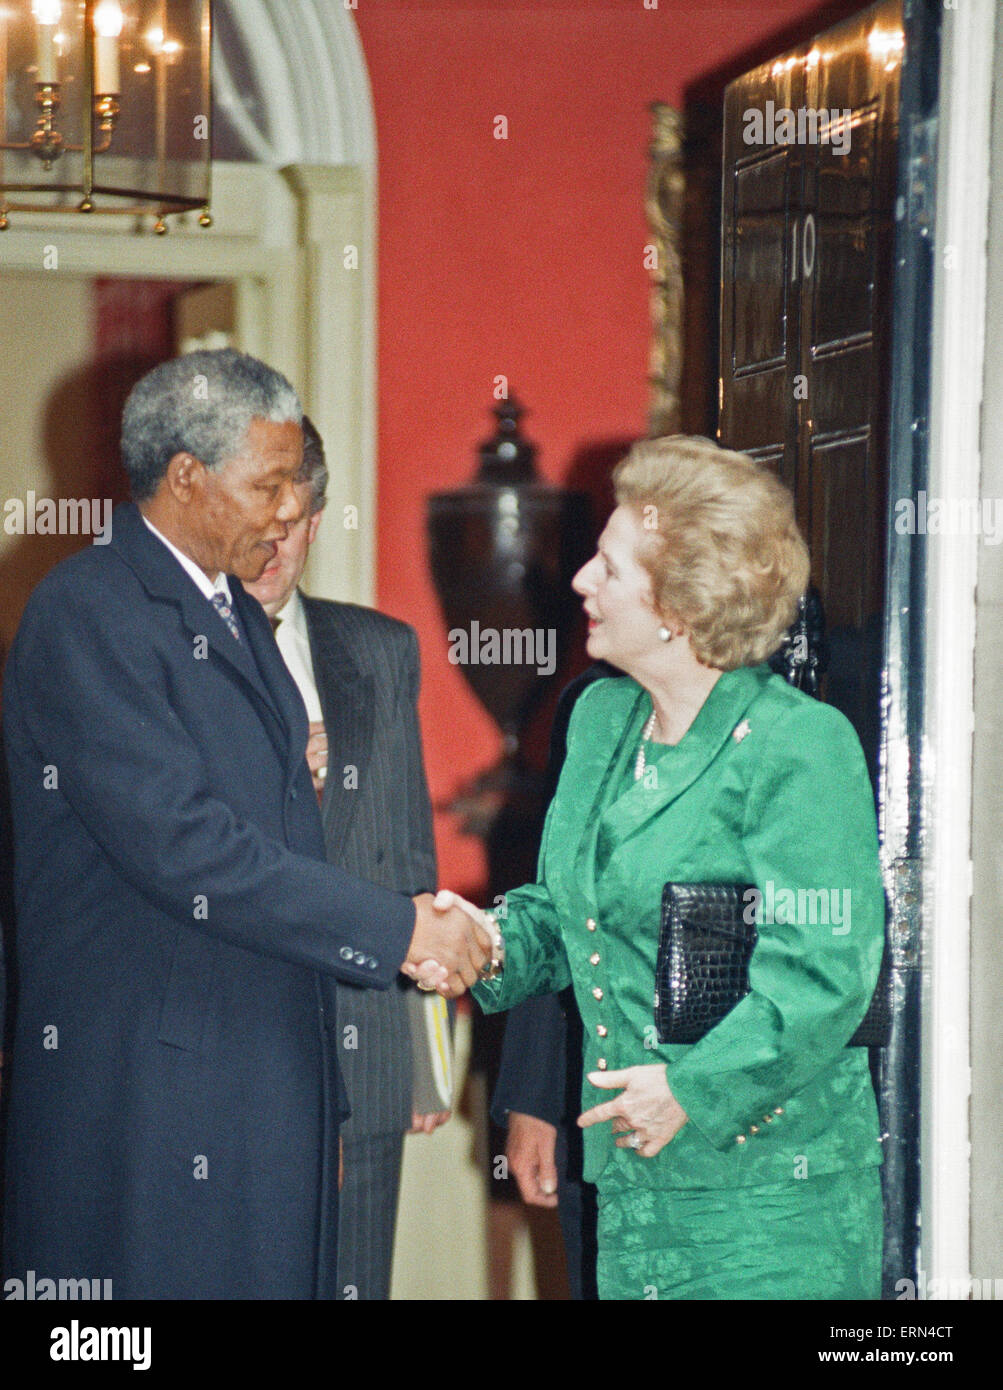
654,881,892,1048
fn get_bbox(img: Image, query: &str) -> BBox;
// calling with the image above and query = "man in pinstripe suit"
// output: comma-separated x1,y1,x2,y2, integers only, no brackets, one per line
246,417,452,1299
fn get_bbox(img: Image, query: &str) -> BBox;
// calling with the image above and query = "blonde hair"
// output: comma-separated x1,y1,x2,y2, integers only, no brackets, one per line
613,435,810,670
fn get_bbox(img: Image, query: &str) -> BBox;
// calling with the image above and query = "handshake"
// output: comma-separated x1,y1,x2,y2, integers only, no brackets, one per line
402,890,502,998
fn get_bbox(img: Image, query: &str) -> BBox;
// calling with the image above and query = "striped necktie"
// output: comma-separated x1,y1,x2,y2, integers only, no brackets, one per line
210,590,241,642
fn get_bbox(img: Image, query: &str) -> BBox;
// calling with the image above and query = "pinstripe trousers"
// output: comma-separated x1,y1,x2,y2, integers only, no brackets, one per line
337,1132,406,1300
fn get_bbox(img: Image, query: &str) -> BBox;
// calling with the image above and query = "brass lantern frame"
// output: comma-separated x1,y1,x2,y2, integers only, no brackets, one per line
0,0,212,231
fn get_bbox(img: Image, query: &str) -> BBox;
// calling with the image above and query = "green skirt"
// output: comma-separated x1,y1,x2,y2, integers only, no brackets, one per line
596,1167,883,1300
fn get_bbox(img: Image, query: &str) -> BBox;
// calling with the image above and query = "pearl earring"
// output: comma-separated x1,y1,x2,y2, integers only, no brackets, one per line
658,626,673,642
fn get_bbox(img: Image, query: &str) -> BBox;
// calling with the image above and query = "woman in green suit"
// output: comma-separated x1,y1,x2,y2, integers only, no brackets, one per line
450,435,885,1300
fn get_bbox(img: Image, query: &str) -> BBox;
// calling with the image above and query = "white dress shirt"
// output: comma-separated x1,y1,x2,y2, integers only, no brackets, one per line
140,512,233,605
272,588,324,723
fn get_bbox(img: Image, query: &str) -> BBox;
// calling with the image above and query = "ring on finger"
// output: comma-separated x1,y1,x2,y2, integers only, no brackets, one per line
628,1132,643,1150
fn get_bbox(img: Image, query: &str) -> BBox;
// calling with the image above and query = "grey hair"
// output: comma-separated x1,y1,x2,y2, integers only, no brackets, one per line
121,347,302,501
297,416,329,515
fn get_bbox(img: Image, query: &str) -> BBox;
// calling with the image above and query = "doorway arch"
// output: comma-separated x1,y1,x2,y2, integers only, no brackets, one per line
214,0,375,167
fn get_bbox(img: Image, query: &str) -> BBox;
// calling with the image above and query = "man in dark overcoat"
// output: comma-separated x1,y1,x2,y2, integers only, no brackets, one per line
0,349,485,1299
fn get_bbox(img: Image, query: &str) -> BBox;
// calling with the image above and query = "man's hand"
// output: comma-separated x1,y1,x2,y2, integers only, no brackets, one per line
402,891,493,997
409,1110,451,1135
305,720,328,800
578,1064,688,1159
507,1111,559,1208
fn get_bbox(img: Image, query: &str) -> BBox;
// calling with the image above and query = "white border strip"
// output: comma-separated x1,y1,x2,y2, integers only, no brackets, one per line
920,0,993,1294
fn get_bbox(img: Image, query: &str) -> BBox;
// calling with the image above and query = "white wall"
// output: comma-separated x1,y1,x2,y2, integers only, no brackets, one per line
0,274,98,663
968,0,1003,1283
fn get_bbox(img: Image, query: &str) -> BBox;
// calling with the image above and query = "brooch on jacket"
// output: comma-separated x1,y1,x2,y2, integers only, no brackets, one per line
732,719,752,743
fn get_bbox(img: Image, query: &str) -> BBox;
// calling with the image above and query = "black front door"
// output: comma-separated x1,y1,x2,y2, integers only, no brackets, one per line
718,0,941,1296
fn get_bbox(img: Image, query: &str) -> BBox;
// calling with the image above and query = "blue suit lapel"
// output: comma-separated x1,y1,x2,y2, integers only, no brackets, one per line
232,581,311,781
109,503,299,768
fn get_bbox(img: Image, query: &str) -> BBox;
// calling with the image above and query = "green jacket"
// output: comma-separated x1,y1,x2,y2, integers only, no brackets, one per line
474,664,886,1191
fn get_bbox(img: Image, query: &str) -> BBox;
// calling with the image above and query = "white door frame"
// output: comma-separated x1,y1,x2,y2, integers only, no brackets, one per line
920,0,995,1296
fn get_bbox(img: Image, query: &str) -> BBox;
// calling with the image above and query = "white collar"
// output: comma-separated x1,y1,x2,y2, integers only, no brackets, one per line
272,586,307,638
140,512,232,604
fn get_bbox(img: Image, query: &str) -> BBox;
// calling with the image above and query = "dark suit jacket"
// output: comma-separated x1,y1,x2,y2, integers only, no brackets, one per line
0,503,415,1299
301,595,441,1136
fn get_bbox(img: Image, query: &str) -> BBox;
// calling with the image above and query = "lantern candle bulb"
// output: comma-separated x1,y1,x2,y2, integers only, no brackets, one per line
94,0,124,94
32,0,61,84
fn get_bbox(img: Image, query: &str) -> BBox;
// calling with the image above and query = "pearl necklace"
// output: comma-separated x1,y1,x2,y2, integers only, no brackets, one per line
634,711,659,781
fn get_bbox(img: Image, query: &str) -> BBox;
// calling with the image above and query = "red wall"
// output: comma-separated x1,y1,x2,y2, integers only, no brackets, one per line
355,0,844,890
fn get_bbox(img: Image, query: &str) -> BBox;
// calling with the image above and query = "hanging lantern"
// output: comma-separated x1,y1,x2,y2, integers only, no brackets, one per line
0,0,212,232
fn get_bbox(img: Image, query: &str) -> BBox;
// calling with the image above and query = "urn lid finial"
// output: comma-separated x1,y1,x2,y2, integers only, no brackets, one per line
477,393,538,483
